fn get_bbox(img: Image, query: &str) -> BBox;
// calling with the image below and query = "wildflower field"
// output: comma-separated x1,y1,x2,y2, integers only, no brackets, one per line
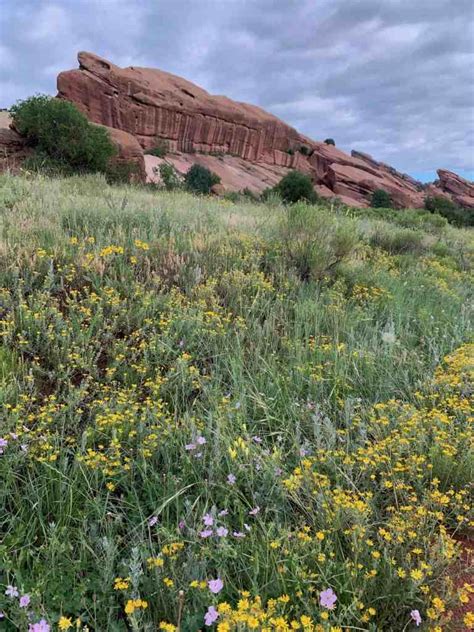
0,173,473,631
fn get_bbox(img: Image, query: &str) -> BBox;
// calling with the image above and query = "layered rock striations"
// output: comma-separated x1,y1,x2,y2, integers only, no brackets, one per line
435,169,474,209
3,52,473,211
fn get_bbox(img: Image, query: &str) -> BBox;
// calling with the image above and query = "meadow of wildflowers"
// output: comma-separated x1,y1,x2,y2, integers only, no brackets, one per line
0,173,472,631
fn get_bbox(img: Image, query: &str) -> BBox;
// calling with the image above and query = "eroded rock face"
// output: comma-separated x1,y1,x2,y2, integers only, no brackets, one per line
57,52,308,164
2,51,467,211
101,125,146,182
435,170,474,208
57,52,431,206
0,112,32,173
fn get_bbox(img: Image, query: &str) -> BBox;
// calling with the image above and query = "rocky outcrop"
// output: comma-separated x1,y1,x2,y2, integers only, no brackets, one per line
0,112,32,172
57,52,441,208
102,125,146,182
434,170,474,209
57,52,308,164
4,52,473,212
54,53,474,209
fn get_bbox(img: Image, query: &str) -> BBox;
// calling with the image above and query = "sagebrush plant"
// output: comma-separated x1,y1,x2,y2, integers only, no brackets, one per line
184,164,221,195
10,95,116,174
159,163,182,191
0,173,473,631
275,170,318,205
371,188,393,209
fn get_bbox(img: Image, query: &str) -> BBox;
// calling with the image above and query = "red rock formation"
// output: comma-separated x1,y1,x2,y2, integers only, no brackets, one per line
54,52,474,210
0,112,32,172
57,52,307,164
435,170,474,209
1,52,470,211
102,125,146,182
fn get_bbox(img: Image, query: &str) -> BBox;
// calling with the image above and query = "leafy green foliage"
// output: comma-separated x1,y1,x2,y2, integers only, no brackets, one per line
105,161,141,185
159,163,181,191
425,195,473,227
184,163,220,194
275,170,318,204
324,138,335,146
10,95,116,173
277,202,359,279
371,188,393,208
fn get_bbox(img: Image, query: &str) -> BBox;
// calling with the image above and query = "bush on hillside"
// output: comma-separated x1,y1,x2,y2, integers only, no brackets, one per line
371,188,393,208
425,195,473,227
277,202,359,280
369,225,425,254
324,138,335,146
159,163,181,191
275,170,318,204
299,145,311,156
184,164,221,194
10,95,116,173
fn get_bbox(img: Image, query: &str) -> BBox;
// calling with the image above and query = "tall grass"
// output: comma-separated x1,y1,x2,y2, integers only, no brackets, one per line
0,173,473,631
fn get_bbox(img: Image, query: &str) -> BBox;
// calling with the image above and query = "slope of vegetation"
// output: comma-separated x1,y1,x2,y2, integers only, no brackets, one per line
0,173,473,631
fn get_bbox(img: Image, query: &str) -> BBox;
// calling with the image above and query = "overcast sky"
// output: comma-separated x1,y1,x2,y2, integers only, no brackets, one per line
1,0,473,181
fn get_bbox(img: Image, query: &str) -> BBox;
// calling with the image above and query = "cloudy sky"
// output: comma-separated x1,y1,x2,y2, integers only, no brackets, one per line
1,0,473,181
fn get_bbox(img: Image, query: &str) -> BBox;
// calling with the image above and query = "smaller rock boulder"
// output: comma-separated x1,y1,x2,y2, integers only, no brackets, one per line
100,125,146,182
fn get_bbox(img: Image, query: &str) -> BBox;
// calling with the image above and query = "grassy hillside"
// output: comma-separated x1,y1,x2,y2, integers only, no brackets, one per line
0,173,473,631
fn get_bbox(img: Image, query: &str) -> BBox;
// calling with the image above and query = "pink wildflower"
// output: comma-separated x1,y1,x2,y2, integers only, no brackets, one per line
5,585,18,598
20,594,31,608
200,529,213,538
208,578,223,594
410,610,422,627
204,605,219,626
320,588,337,609
29,620,50,632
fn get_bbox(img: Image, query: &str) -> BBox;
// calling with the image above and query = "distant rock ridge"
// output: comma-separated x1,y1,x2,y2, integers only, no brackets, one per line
1,52,473,211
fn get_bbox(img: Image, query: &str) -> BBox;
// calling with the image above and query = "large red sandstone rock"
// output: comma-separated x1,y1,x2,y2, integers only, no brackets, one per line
55,53,473,210
101,125,146,182
57,52,434,207
435,170,474,208
57,52,308,163
0,52,466,211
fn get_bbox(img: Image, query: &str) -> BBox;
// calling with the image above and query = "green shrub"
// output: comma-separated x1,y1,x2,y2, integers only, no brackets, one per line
425,195,473,227
371,189,393,209
159,163,181,191
275,170,318,204
299,145,311,156
10,95,116,173
277,203,359,280
184,164,220,195
145,139,169,158
370,226,425,254
324,138,335,146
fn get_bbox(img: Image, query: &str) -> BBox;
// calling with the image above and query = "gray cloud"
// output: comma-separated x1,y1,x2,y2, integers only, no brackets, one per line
1,0,473,179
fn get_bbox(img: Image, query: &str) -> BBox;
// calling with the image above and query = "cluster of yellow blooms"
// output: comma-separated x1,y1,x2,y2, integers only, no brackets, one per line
0,225,472,631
